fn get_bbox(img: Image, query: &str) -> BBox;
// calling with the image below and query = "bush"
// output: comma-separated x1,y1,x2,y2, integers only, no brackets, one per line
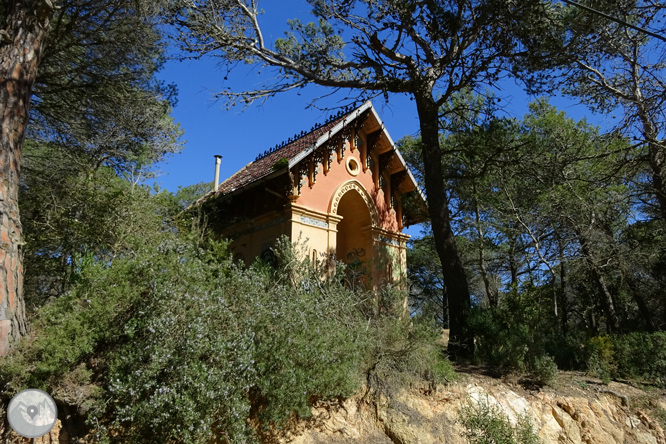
104,237,369,442
586,335,616,383
2,233,453,443
586,332,666,386
468,288,558,385
458,396,541,444
365,285,456,395
2,234,368,443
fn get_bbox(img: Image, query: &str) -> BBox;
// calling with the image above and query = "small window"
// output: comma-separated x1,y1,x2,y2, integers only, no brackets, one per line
346,157,360,176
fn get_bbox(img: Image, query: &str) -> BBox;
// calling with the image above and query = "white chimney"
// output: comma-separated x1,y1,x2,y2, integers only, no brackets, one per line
213,155,222,192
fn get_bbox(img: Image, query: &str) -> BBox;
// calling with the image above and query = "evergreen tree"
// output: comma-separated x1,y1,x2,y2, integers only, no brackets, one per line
0,0,182,354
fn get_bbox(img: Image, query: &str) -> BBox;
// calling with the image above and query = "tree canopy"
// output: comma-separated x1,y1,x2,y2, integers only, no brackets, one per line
0,0,182,354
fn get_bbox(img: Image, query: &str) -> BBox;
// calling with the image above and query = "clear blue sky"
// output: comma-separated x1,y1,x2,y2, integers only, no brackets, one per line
153,1,608,236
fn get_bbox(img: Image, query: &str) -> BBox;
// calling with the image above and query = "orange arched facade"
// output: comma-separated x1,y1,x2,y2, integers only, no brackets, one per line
203,101,426,289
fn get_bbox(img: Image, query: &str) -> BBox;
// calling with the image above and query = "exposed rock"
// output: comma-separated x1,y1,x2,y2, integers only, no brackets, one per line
4,419,68,444
269,373,666,444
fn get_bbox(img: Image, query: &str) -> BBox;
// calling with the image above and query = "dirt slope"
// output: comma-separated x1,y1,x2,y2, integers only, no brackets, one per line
272,371,666,444
4,371,665,443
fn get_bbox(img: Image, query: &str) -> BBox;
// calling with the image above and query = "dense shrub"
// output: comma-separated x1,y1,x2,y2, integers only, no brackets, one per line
457,395,541,444
585,335,616,383
1,233,451,443
366,286,455,394
586,332,666,386
468,288,558,385
614,332,666,384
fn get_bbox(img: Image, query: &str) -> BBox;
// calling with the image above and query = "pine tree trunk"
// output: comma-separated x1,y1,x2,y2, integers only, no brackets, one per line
508,233,518,288
577,232,620,333
634,75,666,222
415,92,473,359
557,234,567,335
473,186,497,307
0,0,53,355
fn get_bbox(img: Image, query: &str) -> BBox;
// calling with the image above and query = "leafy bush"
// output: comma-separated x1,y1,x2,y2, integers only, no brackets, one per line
615,332,666,384
2,232,453,443
586,332,666,386
458,396,541,444
2,234,365,442
366,285,455,395
468,288,558,385
586,335,616,383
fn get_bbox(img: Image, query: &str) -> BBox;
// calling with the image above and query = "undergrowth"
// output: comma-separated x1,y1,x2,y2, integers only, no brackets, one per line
457,395,541,444
0,233,452,443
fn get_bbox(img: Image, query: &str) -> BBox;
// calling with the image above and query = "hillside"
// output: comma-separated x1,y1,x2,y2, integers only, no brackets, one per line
269,369,666,444
10,369,665,444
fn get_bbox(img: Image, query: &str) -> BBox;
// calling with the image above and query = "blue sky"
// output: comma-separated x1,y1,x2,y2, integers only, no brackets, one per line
153,1,609,236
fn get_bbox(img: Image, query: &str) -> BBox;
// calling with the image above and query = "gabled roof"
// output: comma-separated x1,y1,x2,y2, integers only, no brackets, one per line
218,114,345,195
214,101,425,203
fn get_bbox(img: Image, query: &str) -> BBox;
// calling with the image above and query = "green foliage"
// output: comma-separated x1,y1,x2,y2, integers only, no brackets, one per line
29,0,183,175
404,95,666,374
469,288,557,385
366,285,456,394
586,336,616,384
171,181,214,210
272,157,289,171
614,332,666,385
458,396,541,444
586,333,666,386
20,141,178,309
275,18,345,73
3,228,454,442
406,233,447,327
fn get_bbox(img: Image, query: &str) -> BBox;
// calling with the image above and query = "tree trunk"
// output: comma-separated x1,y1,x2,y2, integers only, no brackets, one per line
441,285,449,329
556,233,567,335
618,256,655,332
0,0,53,355
577,232,621,333
414,92,473,359
507,233,518,289
634,100,666,221
472,186,497,307
630,55,666,221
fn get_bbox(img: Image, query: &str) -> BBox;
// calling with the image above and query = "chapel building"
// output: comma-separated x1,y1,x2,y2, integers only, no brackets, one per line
199,101,426,289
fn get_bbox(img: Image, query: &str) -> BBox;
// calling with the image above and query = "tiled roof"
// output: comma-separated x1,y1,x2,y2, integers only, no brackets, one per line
218,115,346,195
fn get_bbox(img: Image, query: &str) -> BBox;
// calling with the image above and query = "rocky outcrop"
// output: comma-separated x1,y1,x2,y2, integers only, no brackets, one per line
2,373,663,443
2,418,67,443
274,373,666,444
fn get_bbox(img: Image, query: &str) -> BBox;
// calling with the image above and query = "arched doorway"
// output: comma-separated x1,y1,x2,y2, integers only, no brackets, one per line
336,189,373,287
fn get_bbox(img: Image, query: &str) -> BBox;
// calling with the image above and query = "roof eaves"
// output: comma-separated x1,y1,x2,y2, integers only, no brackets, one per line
367,105,427,204
220,167,285,199
288,101,374,169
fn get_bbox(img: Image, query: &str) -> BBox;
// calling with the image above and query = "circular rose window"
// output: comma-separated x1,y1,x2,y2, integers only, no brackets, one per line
346,157,360,176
